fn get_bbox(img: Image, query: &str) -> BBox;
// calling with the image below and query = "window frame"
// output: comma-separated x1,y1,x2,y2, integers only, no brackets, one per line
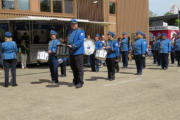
17,0,30,11
109,2,116,15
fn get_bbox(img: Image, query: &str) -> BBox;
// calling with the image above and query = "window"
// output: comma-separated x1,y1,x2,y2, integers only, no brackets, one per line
53,0,62,13
64,0,73,14
18,0,29,10
2,0,15,9
40,0,51,12
109,2,115,14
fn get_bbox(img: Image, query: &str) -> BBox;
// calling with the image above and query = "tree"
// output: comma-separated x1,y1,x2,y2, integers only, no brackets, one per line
175,19,180,28
164,12,174,16
149,10,157,17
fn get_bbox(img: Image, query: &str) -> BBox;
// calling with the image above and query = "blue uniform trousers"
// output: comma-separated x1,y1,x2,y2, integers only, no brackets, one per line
90,54,99,72
160,53,169,69
152,50,157,64
175,51,180,66
49,55,59,83
3,59,17,86
122,51,128,67
60,61,66,76
106,58,115,79
134,55,143,74
171,52,175,64
70,55,84,85
157,52,161,66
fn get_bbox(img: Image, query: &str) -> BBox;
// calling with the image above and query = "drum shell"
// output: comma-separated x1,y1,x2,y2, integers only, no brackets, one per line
84,39,95,55
95,49,107,60
37,51,49,63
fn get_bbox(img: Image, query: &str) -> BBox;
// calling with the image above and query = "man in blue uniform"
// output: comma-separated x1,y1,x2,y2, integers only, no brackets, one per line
133,31,145,75
175,32,180,66
48,30,60,84
105,31,119,80
90,34,103,72
67,19,85,88
159,33,171,70
152,36,157,64
2,32,18,87
156,33,162,66
120,32,131,68
142,33,148,68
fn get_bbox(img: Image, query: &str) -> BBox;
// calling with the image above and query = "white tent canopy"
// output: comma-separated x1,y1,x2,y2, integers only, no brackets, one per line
0,16,115,26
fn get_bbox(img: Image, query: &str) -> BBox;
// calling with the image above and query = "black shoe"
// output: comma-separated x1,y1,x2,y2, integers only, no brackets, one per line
75,83,83,88
4,84,8,87
135,73,142,75
12,84,18,87
164,67,168,70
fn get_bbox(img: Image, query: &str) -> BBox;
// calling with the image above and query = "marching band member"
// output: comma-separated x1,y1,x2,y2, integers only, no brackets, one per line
48,30,60,84
133,31,145,75
170,33,176,64
174,32,180,66
67,19,85,88
159,33,171,70
105,31,119,80
2,32,18,87
156,33,162,66
152,36,157,64
142,33,148,68
90,34,102,72
120,32,131,68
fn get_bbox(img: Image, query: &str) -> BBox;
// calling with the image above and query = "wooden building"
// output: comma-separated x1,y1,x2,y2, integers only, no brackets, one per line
0,0,149,64
0,0,149,38
78,0,149,39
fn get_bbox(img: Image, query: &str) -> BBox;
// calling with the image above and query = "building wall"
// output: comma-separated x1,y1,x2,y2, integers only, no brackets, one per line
116,0,149,41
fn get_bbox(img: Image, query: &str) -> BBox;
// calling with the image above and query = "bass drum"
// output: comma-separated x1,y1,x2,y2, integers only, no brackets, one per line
84,39,95,55
95,49,107,60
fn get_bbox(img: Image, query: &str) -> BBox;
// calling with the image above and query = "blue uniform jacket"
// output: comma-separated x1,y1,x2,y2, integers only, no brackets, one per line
95,40,103,50
2,41,18,60
134,38,145,55
160,39,171,54
152,41,157,50
120,38,131,51
106,40,119,58
175,38,180,51
48,39,60,54
143,39,148,53
156,39,161,51
68,28,85,55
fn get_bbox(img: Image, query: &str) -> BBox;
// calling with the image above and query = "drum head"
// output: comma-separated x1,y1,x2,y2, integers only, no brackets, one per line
84,39,95,55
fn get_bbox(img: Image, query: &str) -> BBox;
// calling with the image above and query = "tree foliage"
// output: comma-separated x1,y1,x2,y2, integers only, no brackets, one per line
149,10,157,17
175,19,180,28
164,12,174,16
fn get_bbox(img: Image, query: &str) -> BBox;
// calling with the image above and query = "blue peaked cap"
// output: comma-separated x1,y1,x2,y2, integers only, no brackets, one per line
5,32,12,37
71,19,78,24
108,31,115,37
96,33,101,38
50,30,57,35
162,33,168,37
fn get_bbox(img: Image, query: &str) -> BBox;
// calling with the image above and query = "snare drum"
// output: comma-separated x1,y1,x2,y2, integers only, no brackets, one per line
37,51,49,63
84,39,95,55
56,45,70,57
95,49,107,60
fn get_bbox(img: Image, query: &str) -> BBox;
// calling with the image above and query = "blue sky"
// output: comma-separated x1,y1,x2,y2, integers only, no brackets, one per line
149,0,180,16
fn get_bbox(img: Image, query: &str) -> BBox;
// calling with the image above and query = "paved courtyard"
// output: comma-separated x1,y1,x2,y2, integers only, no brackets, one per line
0,58,180,120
